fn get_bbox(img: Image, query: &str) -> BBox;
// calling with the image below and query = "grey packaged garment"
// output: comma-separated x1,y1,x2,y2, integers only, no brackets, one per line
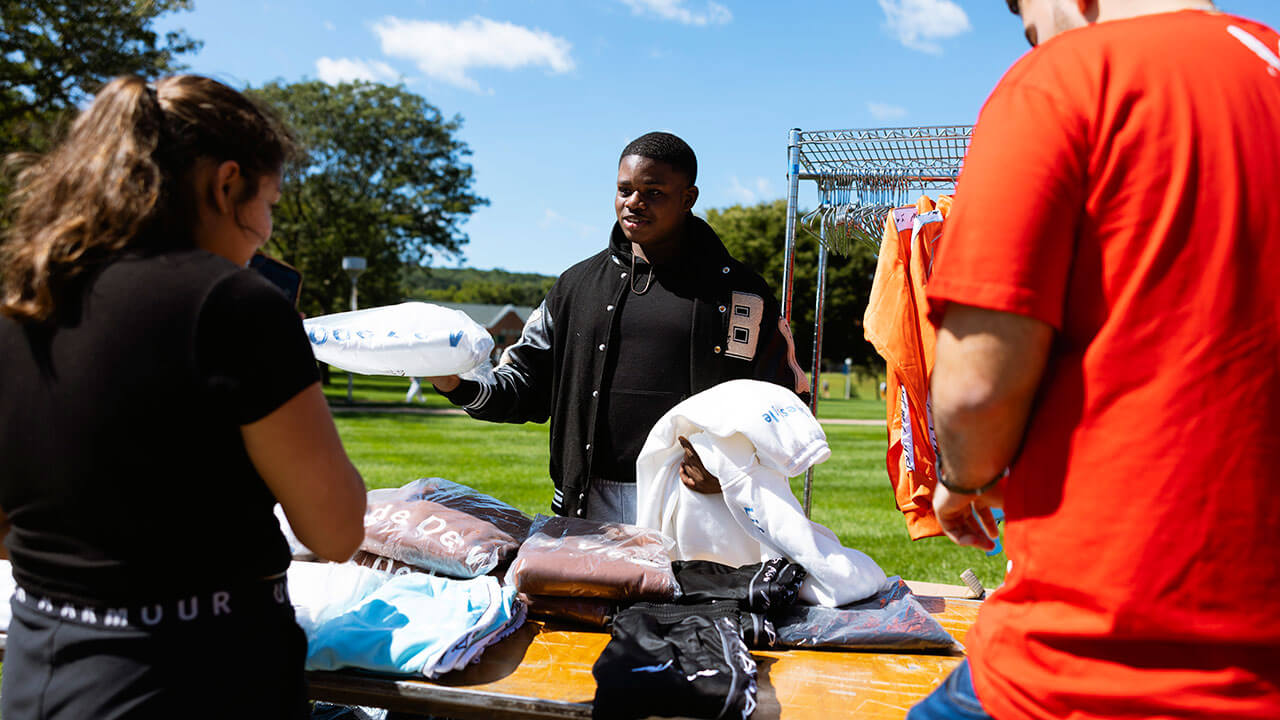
774,576,958,651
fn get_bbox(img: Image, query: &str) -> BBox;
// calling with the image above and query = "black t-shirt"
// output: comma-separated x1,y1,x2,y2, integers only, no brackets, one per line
0,249,319,605
590,257,696,484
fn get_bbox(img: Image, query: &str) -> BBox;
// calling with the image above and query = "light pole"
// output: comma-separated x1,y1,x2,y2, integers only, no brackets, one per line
342,256,366,404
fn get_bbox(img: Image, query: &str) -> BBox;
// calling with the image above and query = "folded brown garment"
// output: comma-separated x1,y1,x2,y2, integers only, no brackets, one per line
350,550,426,576
505,515,678,602
518,592,615,628
407,478,533,541
361,478,533,578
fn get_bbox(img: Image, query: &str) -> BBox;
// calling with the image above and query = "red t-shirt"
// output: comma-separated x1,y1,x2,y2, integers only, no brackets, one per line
928,11,1280,720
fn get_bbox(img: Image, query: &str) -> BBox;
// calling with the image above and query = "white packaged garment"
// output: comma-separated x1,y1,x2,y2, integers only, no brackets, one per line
0,559,13,632
303,302,495,382
635,379,887,606
274,504,319,561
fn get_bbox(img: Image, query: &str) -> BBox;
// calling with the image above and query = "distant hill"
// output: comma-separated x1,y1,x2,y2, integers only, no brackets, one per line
402,266,557,307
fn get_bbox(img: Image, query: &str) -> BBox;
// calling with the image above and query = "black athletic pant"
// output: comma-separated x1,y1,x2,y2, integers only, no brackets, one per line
1,579,308,720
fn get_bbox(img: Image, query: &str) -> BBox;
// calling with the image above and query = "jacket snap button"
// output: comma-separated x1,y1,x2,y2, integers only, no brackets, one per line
585,443,591,450
607,304,615,311
598,343,606,351
721,266,730,274
718,305,726,313
714,346,722,353
579,492,586,501
577,508,586,517
592,390,599,397
621,272,628,279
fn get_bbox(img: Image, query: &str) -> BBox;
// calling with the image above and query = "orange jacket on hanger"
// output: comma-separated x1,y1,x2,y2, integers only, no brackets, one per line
864,196,942,539
909,196,952,378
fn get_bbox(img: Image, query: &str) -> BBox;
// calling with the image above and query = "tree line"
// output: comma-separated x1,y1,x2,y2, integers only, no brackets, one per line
0,0,883,371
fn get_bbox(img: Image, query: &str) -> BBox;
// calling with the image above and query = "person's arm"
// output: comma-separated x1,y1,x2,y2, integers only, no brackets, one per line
430,298,556,424
931,303,1053,549
428,375,461,393
242,382,367,562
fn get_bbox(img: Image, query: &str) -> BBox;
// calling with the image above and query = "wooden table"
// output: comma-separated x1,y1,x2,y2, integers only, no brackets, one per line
307,585,982,720
0,585,979,719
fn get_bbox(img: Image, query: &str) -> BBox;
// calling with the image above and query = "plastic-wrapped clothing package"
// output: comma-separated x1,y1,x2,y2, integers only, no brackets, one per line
774,576,957,652
504,515,679,602
0,559,13,632
274,504,319,561
288,562,393,630
349,550,423,576
288,561,524,678
517,593,616,628
673,558,806,615
592,601,759,720
635,380,887,606
310,703,386,720
303,302,495,382
361,478,532,579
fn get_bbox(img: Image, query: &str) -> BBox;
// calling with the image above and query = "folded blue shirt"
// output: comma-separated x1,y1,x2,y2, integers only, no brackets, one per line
304,571,522,677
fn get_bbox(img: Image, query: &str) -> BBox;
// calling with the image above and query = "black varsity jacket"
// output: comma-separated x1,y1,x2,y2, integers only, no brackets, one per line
441,216,809,518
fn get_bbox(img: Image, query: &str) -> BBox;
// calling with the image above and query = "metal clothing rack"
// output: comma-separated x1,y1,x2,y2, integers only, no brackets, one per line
781,125,973,516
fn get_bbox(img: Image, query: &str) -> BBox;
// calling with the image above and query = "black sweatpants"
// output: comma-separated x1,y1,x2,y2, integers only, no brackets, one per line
592,602,759,720
1,580,309,720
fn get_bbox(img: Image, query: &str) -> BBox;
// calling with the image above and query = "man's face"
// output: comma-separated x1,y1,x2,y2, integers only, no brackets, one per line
615,155,698,249
1013,0,1088,47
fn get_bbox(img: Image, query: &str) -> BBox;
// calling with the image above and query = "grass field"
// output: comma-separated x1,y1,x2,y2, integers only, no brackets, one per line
325,374,1008,590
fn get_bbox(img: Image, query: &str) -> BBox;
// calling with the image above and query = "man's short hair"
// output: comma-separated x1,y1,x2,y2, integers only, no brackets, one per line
1006,0,1019,13
620,132,697,185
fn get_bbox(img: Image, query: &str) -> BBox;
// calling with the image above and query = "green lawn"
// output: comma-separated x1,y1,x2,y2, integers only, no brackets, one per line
322,371,889,419
327,372,1007,591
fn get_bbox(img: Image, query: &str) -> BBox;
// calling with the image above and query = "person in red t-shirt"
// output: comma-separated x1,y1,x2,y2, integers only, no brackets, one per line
910,2,1280,720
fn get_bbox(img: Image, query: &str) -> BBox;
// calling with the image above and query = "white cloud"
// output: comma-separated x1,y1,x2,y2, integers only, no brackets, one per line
315,57,399,85
323,20,336,31
373,16,574,93
878,0,971,54
727,176,776,205
868,102,909,121
620,0,731,26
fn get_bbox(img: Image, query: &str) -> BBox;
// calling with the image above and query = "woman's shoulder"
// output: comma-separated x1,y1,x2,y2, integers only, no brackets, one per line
106,247,240,287
99,249,279,319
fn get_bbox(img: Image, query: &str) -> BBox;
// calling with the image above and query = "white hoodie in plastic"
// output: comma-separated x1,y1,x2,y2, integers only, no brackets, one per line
303,302,495,382
635,379,887,606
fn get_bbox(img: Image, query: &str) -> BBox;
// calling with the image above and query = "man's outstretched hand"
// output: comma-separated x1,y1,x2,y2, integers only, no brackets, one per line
677,435,721,494
427,375,461,393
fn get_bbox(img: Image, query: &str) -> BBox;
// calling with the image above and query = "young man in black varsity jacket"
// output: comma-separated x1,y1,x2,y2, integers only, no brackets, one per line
429,132,808,522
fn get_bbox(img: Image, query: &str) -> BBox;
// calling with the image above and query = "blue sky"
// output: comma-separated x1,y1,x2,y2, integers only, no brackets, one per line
157,1,1280,276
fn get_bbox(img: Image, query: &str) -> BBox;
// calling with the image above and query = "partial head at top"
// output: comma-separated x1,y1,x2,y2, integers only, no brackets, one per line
619,131,697,186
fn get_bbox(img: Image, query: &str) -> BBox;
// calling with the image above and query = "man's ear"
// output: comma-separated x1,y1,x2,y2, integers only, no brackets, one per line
683,185,699,212
211,160,242,216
